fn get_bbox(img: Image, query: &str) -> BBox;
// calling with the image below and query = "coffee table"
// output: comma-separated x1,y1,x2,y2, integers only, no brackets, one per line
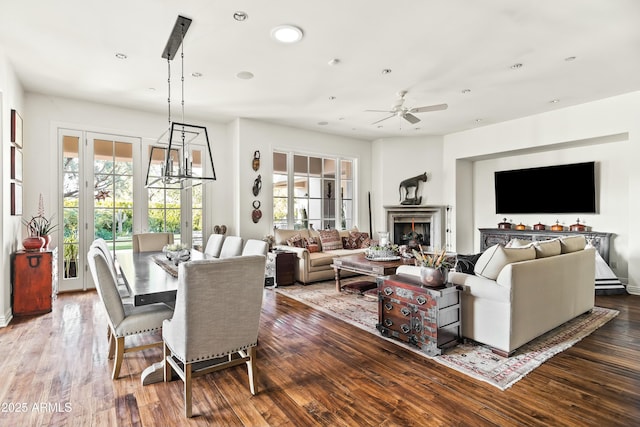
331,253,414,292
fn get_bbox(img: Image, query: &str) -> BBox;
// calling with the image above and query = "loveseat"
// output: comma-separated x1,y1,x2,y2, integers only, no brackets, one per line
398,235,595,355
273,228,370,284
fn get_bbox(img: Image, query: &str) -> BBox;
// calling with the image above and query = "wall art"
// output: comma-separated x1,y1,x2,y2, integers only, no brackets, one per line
11,109,23,148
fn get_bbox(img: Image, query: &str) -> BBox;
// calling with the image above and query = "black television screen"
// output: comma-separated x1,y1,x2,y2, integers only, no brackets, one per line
494,162,596,214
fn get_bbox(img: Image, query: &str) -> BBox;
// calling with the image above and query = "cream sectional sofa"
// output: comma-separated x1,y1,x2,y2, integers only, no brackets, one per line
273,228,368,284
398,235,595,355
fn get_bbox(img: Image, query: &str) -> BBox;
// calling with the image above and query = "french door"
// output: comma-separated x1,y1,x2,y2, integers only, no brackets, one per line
59,129,204,291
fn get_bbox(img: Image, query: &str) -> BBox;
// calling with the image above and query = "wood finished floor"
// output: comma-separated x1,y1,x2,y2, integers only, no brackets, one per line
0,289,638,426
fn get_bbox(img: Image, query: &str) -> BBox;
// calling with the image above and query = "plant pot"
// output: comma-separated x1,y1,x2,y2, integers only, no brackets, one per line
43,234,51,250
23,236,45,251
64,260,78,278
420,266,448,287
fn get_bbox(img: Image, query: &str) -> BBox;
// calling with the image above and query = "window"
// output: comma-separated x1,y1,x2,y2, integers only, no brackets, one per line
273,151,354,230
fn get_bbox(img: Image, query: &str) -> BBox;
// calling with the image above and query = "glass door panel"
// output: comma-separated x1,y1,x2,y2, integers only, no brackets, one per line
62,133,80,281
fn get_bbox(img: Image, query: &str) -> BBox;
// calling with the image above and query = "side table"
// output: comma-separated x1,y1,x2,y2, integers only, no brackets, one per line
267,250,296,286
11,249,58,316
376,273,461,356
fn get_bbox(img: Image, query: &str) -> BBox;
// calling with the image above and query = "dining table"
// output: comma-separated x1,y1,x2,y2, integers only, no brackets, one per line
115,248,208,385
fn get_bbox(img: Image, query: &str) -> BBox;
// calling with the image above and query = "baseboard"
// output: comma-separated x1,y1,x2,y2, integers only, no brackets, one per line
0,307,13,328
625,284,640,296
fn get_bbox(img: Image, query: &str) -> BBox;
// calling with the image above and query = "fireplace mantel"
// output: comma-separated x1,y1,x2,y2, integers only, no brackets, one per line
384,205,447,249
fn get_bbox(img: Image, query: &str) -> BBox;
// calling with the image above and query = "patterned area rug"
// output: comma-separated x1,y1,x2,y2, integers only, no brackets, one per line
275,279,618,390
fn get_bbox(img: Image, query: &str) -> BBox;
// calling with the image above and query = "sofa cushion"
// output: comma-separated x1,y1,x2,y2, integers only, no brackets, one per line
304,237,320,253
308,251,336,267
560,235,586,253
474,244,536,280
318,229,343,251
533,238,561,258
506,238,532,248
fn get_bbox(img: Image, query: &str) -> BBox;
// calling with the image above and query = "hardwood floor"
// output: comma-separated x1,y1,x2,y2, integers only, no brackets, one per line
0,289,638,426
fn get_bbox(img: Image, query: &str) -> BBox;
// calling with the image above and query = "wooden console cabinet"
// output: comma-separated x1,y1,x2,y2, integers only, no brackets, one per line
11,249,58,316
376,274,461,356
267,250,296,286
479,228,612,263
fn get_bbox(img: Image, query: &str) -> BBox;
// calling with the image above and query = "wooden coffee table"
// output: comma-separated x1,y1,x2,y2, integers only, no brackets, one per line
331,253,414,292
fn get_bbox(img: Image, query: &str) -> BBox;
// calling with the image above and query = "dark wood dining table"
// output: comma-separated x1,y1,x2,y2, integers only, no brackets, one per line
116,249,207,306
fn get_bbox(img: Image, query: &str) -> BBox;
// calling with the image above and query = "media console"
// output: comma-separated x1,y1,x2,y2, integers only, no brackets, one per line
479,228,612,263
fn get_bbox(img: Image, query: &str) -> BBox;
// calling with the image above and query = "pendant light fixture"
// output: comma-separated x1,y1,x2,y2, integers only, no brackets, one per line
145,15,216,190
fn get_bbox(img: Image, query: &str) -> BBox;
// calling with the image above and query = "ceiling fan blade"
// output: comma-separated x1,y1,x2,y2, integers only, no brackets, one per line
410,103,448,113
403,113,421,124
371,114,395,125
365,109,393,113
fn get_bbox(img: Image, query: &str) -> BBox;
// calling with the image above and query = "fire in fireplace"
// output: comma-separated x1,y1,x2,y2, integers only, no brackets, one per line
393,219,431,247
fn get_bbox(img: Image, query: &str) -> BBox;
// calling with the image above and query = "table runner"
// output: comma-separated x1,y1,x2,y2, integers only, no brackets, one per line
152,254,179,277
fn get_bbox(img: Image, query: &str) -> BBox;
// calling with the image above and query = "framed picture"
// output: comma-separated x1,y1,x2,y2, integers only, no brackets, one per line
11,182,23,216
11,109,23,148
11,146,23,182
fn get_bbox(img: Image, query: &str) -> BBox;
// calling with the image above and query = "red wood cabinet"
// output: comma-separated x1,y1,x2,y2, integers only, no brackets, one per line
11,249,57,316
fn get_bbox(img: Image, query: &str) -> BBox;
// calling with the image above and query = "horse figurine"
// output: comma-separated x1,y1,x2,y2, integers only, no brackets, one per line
399,172,428,205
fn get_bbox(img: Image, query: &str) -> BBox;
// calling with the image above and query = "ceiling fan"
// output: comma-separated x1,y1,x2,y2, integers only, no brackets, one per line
366,90,448,125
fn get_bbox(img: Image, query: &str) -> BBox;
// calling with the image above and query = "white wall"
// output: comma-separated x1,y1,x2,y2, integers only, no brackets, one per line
0,49,24,326
371,135,445,239
233,118,373,240
443,91,640,294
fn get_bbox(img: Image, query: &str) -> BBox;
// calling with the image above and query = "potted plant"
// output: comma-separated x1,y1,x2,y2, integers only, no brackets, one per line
412,247,456,286
21,194,58,250
63,235,79,278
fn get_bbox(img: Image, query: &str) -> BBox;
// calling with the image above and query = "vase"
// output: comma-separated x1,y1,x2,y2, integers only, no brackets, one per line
23,236,45,251
420,266,448,287
43,234,51,250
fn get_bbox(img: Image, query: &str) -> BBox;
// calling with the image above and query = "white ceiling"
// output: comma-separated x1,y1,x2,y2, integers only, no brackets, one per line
2,0,640,140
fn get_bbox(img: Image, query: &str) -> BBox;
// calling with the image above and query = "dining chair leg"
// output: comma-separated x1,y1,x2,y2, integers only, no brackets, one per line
107,327,116,359
247,346,257,395
163,343,172,382
184,363,193,418
112,336,125,380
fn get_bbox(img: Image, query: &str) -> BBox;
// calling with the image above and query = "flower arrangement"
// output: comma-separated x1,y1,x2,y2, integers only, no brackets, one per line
263,234,275,249
366,243,400,259
412,247,455,270
165,243,189,252
22,194,57,237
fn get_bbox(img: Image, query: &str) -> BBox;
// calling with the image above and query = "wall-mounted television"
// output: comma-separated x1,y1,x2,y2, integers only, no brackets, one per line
494,162,596,214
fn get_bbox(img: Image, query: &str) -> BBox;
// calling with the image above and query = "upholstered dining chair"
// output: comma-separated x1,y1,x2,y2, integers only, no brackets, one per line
204,233,225,258
162,255,266,417
87,247,174,380
241,239,269,257
219,235,244,258
91,238,130,300
132,232,174,253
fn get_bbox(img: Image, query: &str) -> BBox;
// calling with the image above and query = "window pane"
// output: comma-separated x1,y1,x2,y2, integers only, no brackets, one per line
294,177,308,197
323,159,336,178
294,155,308,174
309,177,322,198
341,180,353,199
273,152,287,173
341,160,353,179
309,157,322,176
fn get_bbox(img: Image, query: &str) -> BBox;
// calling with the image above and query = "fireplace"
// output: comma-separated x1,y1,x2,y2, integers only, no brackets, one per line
384,205,446,250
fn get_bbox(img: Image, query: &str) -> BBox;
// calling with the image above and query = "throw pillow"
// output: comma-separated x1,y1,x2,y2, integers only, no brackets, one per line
342,236,360,249
304,237,320,253
474,244,536,280
533,238,561,258
455,253,482,274
318,229,343,251
506,238,533,248
560,235,587,253
286,233,305,248
352,231,370,248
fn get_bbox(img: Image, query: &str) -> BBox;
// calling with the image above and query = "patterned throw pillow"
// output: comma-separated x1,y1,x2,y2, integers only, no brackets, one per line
304,237,320,253
318,229,343,251
342,231,371,249
342,236,360,249
286,233,305,248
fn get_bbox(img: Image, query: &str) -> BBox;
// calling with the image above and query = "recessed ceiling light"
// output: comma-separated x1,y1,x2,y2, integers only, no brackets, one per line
550,99,560,103
191,72,202,78
475,118,483,123
461,89,471,94
510,63,523,69
271,25,304,43
564,56,576,62
338,117,345,121
236,71,254,80
381,69,392,74
115,53,128,60
233,11,248,21
328,58,341,66
328,96,336,100
317,121,328,126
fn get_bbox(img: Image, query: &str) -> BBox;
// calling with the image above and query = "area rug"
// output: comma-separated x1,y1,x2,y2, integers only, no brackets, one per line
275,280,618,390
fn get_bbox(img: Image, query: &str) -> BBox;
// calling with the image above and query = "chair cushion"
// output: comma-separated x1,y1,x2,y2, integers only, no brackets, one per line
474,244,536,280
114,303,174,337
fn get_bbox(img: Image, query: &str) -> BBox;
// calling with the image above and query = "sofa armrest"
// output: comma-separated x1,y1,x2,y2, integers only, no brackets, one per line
449,271,511,302
273,245,308,258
